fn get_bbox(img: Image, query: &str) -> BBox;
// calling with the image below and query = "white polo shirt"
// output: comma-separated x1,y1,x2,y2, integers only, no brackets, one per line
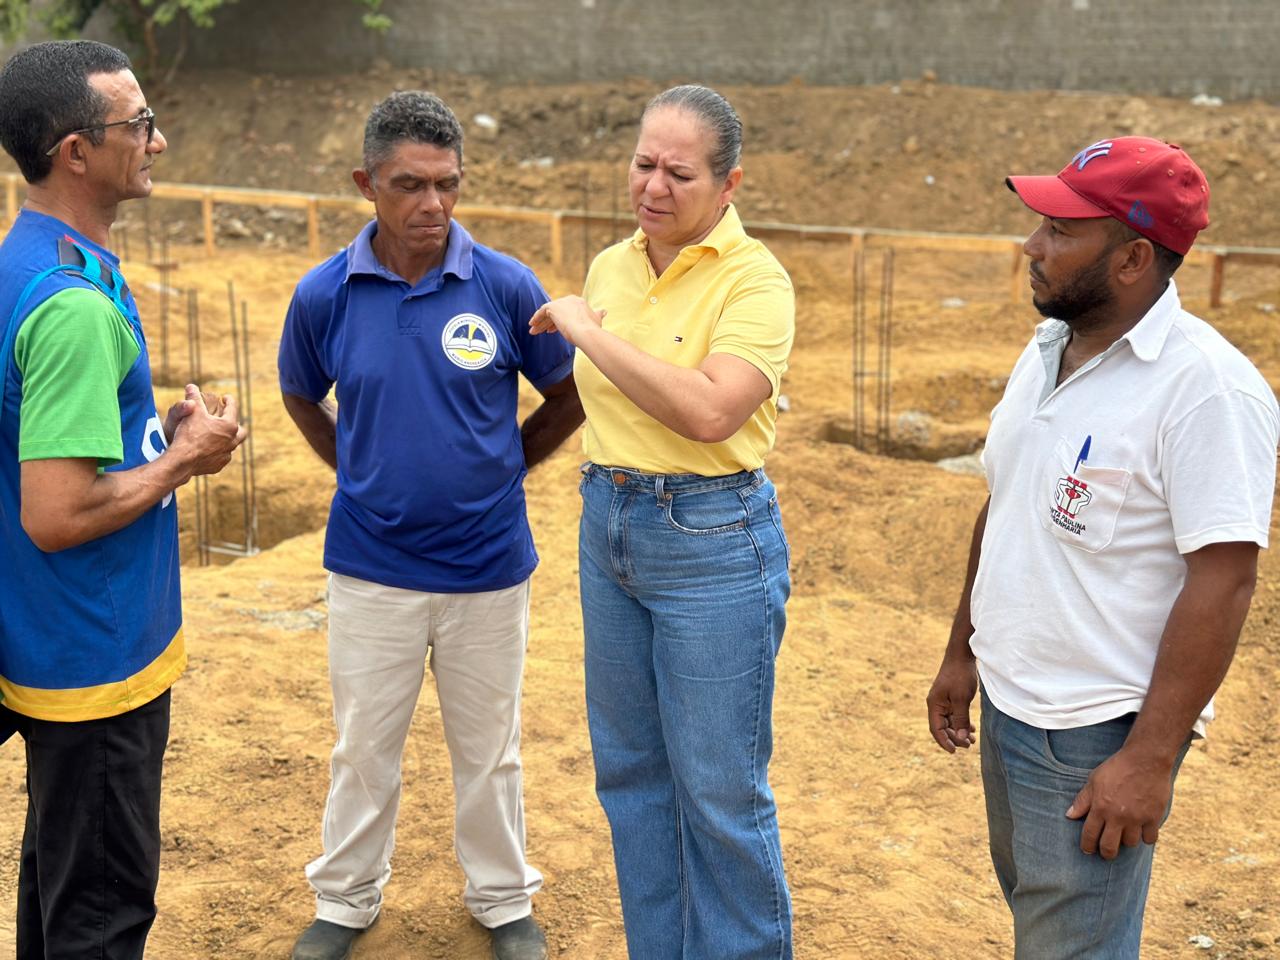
971,280,1279,732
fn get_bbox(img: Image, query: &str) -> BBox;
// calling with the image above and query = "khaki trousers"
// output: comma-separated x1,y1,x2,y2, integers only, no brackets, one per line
307,572,543,929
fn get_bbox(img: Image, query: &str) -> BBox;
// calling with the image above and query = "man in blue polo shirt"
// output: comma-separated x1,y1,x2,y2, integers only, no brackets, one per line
280,91,581,960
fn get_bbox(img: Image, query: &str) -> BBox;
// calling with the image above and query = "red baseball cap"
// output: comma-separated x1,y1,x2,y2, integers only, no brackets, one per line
1006,137,1210,255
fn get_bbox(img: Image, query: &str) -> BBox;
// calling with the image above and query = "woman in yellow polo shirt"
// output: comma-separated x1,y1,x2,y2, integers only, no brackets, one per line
530,85,794,959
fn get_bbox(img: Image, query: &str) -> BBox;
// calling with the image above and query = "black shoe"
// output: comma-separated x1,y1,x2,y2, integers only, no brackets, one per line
490,915,548,960
291,919,367,960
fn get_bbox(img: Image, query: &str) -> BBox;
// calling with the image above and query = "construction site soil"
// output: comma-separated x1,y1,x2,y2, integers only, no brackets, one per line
1,72,1279,958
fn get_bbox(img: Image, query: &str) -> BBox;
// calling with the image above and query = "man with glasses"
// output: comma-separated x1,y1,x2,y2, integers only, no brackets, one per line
0,40,245,958
44,106,157,157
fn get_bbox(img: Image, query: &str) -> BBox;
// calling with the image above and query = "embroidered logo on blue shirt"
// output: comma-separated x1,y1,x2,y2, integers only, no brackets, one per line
441,313,497,370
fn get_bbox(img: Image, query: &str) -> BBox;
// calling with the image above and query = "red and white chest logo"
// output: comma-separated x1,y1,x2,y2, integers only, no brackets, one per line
1054,474,1092,518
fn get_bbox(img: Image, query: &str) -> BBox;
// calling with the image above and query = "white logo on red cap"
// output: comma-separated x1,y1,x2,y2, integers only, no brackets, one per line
1072,140,1114,170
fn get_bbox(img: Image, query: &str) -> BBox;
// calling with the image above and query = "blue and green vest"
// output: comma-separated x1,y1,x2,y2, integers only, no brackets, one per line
0,209,184,721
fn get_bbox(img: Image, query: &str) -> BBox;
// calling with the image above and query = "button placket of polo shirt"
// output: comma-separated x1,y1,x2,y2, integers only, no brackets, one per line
396,272,447,335
392,286,423,336
646,273,668,304
637,276,665,333
644,257,694,307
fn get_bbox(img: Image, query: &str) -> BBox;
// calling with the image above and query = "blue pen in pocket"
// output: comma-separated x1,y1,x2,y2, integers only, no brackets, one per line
1074,435,1092,473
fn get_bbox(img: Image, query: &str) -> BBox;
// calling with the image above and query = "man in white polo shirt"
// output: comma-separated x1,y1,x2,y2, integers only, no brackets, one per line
926,137,1279,958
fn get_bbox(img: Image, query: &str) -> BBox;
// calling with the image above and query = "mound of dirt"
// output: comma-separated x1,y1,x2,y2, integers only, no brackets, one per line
136,70,1280,246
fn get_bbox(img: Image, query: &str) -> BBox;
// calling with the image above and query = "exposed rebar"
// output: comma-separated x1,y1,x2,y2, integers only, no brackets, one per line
610,163,620,243
582,170,591,284
850,246,894,454
185,287,209,566
240,297,259,554
158,232,171,384
210,280,260,560
852,245,866,449
878,249,895,452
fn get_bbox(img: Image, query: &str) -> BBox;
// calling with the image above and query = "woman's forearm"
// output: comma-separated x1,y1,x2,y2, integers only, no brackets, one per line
576,324,768,443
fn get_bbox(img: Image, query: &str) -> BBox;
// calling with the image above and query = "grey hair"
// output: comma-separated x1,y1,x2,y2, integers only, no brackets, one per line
642,84,742,180
362,90,463,175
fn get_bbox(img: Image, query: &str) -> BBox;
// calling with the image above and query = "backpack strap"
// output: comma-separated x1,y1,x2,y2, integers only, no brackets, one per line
56,237,132,319
0,239,135,428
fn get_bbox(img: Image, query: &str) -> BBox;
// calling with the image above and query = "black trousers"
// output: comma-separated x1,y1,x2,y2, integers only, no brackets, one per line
3,689,170,960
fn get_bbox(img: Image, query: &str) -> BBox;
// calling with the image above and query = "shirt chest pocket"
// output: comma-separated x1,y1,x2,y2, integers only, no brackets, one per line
1036,437,1132,553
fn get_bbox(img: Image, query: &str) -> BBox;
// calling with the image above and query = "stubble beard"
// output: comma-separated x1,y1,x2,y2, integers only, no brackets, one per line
1032,253,1118,334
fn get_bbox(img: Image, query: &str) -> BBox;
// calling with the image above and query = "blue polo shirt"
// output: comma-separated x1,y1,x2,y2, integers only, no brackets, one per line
278,219,573,593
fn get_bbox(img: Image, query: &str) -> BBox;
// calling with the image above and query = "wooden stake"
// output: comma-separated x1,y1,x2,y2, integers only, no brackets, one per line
1009,241,1025,304
550,212,564,275
307,198,320,258
1210,253,1225,308
201,192,215,256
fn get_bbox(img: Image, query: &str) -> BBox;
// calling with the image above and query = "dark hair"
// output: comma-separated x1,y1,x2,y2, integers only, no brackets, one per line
1106,218,1185,280
0,40,132,184
363,90,464,175
642,84,742,180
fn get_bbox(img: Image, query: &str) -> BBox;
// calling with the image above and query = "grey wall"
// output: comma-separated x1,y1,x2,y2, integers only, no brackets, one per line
8,0,1278,100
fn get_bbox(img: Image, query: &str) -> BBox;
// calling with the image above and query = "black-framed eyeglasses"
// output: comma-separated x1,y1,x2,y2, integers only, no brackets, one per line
44,108,156,158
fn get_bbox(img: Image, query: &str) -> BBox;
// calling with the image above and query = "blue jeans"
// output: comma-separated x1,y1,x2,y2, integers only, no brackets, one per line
981,688,1190,960
579,464,792,960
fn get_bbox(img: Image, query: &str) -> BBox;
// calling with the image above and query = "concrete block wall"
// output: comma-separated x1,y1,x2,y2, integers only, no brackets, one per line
6,0,1278,100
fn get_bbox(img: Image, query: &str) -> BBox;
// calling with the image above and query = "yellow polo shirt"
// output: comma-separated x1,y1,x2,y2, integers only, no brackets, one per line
576,204,794,475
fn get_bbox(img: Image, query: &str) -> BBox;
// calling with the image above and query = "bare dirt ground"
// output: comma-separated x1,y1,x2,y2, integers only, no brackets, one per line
1,72,1279,958
135,69,1280,247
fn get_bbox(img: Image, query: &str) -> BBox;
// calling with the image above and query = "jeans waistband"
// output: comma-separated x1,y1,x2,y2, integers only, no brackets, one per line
583,462,766,496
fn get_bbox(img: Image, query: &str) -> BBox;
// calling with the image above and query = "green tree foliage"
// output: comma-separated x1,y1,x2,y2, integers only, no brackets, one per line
357,0,391,33
0,0,393,84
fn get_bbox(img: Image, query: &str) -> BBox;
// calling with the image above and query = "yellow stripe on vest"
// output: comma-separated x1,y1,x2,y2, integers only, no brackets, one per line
0,628,186,722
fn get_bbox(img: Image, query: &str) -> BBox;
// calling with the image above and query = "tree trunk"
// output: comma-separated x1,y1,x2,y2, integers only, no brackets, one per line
161,16,189,89
121,0,161,82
